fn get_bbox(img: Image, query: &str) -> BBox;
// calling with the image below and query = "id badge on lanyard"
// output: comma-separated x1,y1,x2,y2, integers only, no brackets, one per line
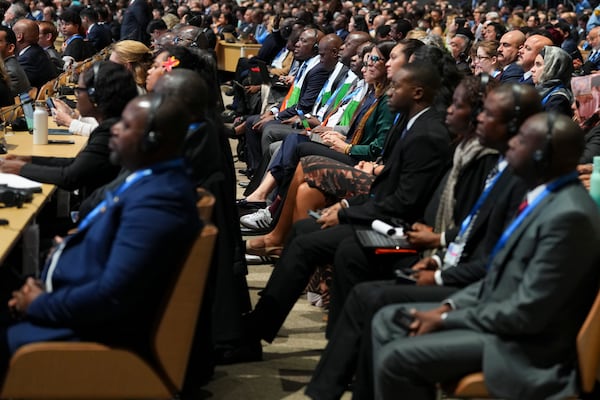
443,241,465,269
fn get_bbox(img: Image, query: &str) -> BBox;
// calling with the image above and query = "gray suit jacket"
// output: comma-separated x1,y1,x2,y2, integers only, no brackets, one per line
444,180,600,399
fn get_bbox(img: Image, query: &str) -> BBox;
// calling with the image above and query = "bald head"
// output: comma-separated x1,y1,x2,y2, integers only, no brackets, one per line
517,34,553,71
13,19,39,48
493,84,542,131
154,69,211,120
339,31,371,65
507,112,584,185
498,30,526,67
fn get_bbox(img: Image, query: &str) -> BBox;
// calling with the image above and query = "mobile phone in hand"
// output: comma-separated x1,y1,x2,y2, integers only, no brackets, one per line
393,307,415,331
307,209,321,219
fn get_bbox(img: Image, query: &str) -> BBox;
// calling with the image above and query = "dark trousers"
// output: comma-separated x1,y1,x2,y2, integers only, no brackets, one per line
244,117,282,172
306,281,458,400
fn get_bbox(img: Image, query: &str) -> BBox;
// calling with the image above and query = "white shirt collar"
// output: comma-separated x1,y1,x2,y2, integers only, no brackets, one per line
526,183,547,204
406,107,431,131
18,45,31,56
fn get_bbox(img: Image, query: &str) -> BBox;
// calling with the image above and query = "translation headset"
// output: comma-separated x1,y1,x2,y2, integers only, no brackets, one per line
87,63,100,107
309,28,319,54
507,84,521,137
141,94,165,153
533,111,556,168
471,73,489,125
189,28,203,48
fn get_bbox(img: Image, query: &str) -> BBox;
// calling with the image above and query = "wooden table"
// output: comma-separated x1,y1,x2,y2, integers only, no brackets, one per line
0,130,88,265
215,40,262,72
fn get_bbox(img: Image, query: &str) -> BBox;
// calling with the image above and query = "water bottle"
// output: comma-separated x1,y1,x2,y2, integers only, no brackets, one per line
590,156,600,208
33,101,48,145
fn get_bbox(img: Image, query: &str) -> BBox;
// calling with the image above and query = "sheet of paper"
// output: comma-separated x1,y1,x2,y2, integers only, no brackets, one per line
0,173,42,190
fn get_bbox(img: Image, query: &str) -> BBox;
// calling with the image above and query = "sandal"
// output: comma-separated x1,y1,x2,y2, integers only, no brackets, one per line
245,238,283,258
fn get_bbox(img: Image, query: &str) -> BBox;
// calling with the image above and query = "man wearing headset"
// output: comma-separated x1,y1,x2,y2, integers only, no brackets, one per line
369,111,600,399
2,94,202,379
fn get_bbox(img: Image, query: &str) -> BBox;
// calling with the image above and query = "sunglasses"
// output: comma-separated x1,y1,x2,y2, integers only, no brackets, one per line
369,55,383,64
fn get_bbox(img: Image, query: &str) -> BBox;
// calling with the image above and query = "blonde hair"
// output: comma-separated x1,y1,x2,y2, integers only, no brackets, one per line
111,40,153,87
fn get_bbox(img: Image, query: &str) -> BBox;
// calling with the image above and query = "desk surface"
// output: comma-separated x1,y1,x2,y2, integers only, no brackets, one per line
0,130,88,264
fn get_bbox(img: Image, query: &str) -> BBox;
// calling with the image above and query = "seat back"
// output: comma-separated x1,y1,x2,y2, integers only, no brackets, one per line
577,287,600,393
196,187,216,222
36,79,56,101
151,221,217,392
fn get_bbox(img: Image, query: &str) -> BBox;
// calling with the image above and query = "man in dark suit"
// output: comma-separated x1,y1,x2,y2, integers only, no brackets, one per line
120,0,151,44
2,94,201,374
0,26,30,96
306,84,541,400
497,30,525,83
516,34,552,84
242,62,451,347
12,19,57,89
242,27,331,175
370,112,600,399
81,7,112,52
577,26,600,75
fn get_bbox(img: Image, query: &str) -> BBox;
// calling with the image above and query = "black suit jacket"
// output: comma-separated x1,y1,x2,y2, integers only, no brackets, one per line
340,108,451,225
18,44,58,88
581,125,600,164
440,168,527,287
277,60,331,120
20,118,121,198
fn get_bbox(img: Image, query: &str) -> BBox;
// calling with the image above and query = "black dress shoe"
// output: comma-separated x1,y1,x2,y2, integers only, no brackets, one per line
237,168,254,178
236,198,266,209
215,340,263,365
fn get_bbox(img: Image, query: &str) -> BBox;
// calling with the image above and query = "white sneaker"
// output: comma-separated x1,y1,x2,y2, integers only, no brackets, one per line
240,207,273,230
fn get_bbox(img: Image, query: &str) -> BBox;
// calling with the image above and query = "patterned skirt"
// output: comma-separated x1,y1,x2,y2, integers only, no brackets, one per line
300,155,375,205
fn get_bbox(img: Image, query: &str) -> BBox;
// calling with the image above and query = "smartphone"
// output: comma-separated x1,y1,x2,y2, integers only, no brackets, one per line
48,139,75,145
45,98,55,110
394,269,417,285
393,307,415,331
307,209,321,219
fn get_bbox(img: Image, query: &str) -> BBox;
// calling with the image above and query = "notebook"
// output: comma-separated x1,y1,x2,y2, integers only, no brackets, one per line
355,228,411,249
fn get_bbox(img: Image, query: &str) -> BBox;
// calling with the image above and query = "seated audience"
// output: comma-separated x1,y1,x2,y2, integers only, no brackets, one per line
0,93,201,378
0,61,137,200
306,83,540,400
369,112,600,400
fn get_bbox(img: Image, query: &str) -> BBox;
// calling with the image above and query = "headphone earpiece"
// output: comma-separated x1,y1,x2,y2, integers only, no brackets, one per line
533,112,555,167
311,28,319,54
470,73,489,125
87,63,99,106
507,84,521,137
141,94,165,153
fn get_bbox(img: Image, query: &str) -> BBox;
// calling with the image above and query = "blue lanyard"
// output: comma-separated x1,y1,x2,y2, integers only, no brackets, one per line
77,158,184,231
486,171,578,270
458,168,505,239
541,85,564,106
188,121,204,132
66,34,83,45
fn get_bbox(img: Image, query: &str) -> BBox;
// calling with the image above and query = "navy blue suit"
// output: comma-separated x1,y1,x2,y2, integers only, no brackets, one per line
6,162,201,357
17,44,57,88
120,0,151,44
86,24,112,52
499,62,524,83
